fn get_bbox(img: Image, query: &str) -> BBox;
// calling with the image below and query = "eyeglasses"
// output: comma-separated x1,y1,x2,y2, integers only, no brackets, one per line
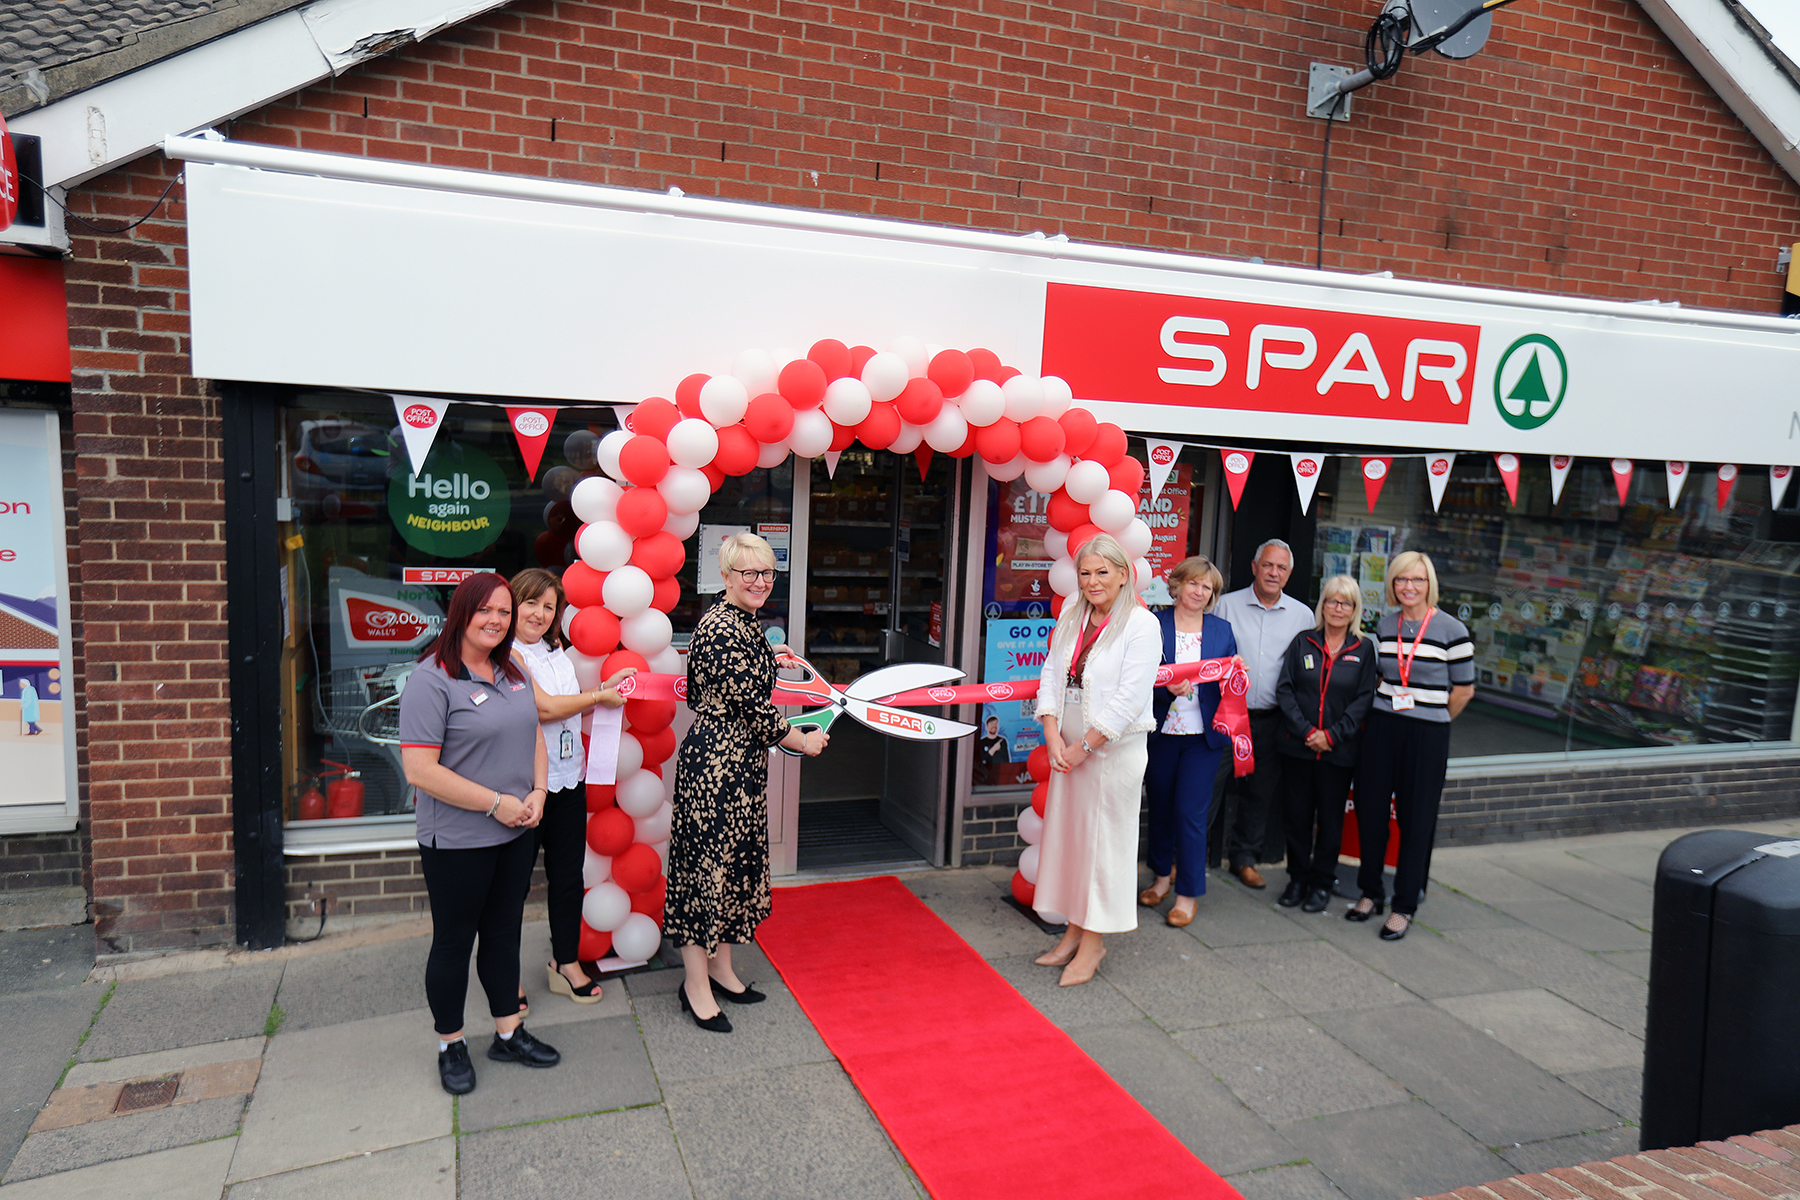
731,568,777,583
1322,597,1355,608
1392,576,1429,587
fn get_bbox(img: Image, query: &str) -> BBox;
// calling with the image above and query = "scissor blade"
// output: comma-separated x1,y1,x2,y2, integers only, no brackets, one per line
842,698,978,741
843,663,966,702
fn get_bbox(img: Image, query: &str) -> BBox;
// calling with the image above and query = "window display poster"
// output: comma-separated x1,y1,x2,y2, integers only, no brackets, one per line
696,524,751,594
978,618,1054,786
0,409,73,814
988,480,1055,614
1138,464,1191,606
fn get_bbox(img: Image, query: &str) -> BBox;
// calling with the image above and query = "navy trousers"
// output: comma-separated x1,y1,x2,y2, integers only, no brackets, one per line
1144,732,1222,898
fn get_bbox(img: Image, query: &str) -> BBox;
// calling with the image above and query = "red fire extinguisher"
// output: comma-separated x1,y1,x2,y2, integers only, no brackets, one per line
320,759,365,819
295,775,326,821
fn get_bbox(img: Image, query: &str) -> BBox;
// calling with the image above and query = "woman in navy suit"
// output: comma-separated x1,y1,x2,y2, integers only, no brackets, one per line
1140,556,1238,928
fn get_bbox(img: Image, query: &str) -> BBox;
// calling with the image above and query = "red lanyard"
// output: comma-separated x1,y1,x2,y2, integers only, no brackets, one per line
1395,609,1435,689
1315,634,1342,734
1068,618,1107,684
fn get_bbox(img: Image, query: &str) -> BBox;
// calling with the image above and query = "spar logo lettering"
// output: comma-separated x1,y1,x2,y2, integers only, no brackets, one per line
870,708,932,735
403,404,438,429
1494,334,1568,429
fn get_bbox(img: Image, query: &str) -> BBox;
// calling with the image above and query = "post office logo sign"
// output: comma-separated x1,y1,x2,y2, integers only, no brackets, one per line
1494,334,1567,429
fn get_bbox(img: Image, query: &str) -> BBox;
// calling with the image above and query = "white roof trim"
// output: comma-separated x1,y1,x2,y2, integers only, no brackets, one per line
1638,0,1800,190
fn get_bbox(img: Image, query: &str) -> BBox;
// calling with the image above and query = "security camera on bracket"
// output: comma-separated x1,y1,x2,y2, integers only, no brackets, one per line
1306,0,1533,122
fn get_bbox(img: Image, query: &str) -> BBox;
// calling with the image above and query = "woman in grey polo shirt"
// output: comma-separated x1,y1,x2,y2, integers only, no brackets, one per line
1347,552,1475,941
399,572,559,1095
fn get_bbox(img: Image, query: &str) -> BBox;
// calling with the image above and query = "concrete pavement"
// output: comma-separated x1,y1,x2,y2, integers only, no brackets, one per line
3,815,1797,1200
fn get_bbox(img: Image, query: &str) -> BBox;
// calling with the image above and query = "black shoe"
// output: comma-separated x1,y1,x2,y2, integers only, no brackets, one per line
1277,879,1306,908
1301,887,1331,913
1344,899,1385,923
1379,913,1412,941
679,982,733,1032
437,1039,476,1094
710,977,767,1005
487,1024,561,1067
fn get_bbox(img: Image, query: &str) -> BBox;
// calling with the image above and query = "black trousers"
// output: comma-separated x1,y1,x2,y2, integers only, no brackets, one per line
1280,757,1354,892
1227,711,1284,869
419,832,536,1036
525,784,588,966
1353,710,1451,916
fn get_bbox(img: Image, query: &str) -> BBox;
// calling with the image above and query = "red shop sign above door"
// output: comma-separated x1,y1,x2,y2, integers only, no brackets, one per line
1041,283,1480,425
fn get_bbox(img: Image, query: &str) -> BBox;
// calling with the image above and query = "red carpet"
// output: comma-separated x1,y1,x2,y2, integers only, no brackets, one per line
757,876,1241,1200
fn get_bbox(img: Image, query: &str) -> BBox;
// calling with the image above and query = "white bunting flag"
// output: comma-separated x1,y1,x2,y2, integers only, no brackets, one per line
1425,453,1456,512
1549,455,1573,505
1494,452,1521,506
1772,465,1793,511
1145,439,1184,502
823,450,842,479
1289,452,1325,514
1666,461,1689,508
392,394,451,478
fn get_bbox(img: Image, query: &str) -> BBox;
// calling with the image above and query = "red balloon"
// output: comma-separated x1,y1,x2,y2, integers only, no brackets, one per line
604,649,649,678
779,357,829,408
1058,407,1099,458
615,486,669,538
849,345,877,375
968,348,1006,383
1051,593,1066,618
1086,422,1128,466
675,373,710,420
973,418,1021,464
578,923,613,962
626,697,677,732
700,463,725,491
1108,455,1145,497
652,575,682,613
587,807,636,856
949,426,979,458
586,782,617,811
1067,524,1104,559
996,365,1021,382
570,606,621,657
1026,743,1050,783
744,392,795,443
1046,489,1090,533
809,339,852,381
635,724,677,766
533,530,562,568
631,397,680,440
630,897,666,924
612,843,662,893
563,562,606,609
828,420,857,452
619,435,671,487
1031,781,1049,816
894,378,944,426
928,349,975,398
643,762,663,780
1019,415,1067,463
713,425,759,475
632,531,686,580
856,402,901,451
1010,870,1036,908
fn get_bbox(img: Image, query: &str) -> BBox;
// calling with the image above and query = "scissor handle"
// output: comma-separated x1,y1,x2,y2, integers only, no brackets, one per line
775,705,840,756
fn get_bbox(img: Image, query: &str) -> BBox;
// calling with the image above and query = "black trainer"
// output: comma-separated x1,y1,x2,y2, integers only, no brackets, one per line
487,1024,561,1067
437,1039,476,1094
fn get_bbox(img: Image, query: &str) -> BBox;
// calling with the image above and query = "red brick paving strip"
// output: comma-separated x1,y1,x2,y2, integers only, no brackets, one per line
1414,1126,1800,1200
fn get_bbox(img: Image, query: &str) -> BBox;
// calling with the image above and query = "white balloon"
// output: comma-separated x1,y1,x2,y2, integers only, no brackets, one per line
985,453,1027,482
1090,489,1137,533
564,429,600,471
1023,454,1071,494
611,912,662,962
621,608,673,656
581,847,611,888
1043,528,1069,559
570,475,623,524
1001,375,1045,422
789,408,834,457
658,466,712,515
1019,843,1041,886
1134,557,1153,592
861,351,910,402
566,645,603,690
732,348,779,396
602,565,655,618
699,375,750,427
617,767,665,817
1047,557,1077,597
582,882,631,932
888,335,929,377
577,521,633,571
754,440,789,469
957,378,1006,426
1119,518,1153,559
1039,375,1074,419
650,646,684,676
1017,806,1044,845
888,422,924,454
616,731,644,778
560,603,580,640
665,418,720,469
1064,459,1112,505
821,377,874,426
923,405,969,453
650,838,670,867
663,509,699,539
597,429,633,482
633,800,673,844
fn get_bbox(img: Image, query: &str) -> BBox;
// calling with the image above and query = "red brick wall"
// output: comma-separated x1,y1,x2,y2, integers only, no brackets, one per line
57,0,1800,950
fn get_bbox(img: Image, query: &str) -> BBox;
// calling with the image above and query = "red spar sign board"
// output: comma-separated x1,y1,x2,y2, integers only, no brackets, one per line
1041,283,1481,425
0,112,18,232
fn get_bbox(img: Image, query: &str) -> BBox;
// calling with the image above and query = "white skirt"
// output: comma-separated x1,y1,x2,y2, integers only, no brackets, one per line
1033,693,1148,934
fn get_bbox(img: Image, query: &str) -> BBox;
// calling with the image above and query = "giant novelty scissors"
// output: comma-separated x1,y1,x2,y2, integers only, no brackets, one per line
770,653,978,753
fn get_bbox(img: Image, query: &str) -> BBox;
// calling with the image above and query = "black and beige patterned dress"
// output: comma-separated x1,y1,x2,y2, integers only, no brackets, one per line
664,598,791,954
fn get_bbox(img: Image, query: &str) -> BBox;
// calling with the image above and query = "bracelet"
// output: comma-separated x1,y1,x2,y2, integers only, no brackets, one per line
486,792,503,818
529,787,547,797
1080,740,1094,755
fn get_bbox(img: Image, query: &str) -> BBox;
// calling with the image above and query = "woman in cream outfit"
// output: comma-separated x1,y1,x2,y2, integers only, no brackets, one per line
1032,533,1162,987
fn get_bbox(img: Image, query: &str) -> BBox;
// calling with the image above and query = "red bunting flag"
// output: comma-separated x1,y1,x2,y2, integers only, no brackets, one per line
915,448,932,481
1425,453,1455,512
1221,449,1254,509
1494,452,1521,506
1771,465,1793,511
1666,460,1689,509
1361,457,1391,512
505,406,559,481
1549,455,1573,505
1716,464,1738,511
1611,458,1634,507
1289,452,1324,514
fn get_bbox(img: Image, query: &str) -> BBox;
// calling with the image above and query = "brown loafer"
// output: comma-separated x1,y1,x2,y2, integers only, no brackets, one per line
1138,884,1170,907
1234,865,1267,889
1166,906,1195,928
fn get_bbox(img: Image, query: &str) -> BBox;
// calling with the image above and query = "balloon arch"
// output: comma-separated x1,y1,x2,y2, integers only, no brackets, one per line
546,337,1158,959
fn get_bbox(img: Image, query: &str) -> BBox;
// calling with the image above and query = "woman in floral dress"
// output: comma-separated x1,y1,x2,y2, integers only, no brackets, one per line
664,533,828,1033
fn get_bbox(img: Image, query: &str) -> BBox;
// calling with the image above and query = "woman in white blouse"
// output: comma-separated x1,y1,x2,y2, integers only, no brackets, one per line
1032,534,1163,987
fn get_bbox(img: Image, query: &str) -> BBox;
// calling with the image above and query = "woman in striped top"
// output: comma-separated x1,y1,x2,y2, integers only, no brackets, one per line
1347,551,1475,941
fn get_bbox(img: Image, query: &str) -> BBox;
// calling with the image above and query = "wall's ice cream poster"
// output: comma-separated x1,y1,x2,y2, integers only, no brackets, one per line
0,410,75,826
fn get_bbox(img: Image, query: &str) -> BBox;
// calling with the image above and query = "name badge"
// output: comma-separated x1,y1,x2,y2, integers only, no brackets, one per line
560,729,575,760
1302,654,1315,670
471,691,487,706
1391,689,1415,712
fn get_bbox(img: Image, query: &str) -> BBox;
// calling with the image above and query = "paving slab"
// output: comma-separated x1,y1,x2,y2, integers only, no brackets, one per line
1227,1163,1350,1200
1277,1101,1511,1200
1563,841,1667,885
1434,988,1644,1074
276,934,432,1032
2,1094,246,1183
983,952,1144,1031
1446,927,1648,1035
1489,899,1652,952
1596,950,1651,981
1499,1126,1641,1175
1406,886,1522,932
81,963,283,1062
1489,855,1656,925
903,872,1047,960
455,1014,660,1133
1304,912,1526,999
1099,933,1294,1031
64,1036,265,1088
1559,1065,1643,1123
1185,885,1322,948
1427,859,1568,907
1313,1002,1620,1146
0,1136,236,1200
627,966,833,1085
1072,1020,1300,1175
225,1135,455,1200
0,985,105,1177
0,926,94,998
663,1061,917,1200
227,1009,451,1183
1214,940,1412,1014
457,1107,693,1200
1175,1017,1407,1124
